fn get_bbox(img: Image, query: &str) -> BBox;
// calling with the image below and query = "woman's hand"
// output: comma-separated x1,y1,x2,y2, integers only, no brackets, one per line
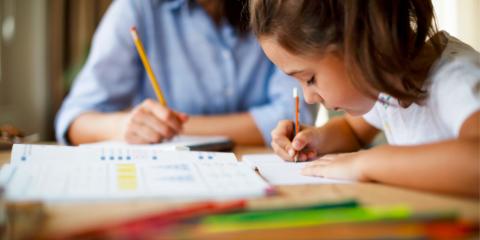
121,99,189,144
270,120,320,161
301,151,369,181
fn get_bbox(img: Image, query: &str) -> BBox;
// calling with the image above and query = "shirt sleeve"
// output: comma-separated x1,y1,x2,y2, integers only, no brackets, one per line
249,68,315,145
433,58,480,137
55,0,144,144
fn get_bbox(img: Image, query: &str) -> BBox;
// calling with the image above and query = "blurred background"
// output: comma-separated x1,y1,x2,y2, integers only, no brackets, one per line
0,0,479,141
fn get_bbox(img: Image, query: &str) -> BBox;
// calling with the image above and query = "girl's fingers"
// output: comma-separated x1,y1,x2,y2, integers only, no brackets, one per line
271,121,296,159
305,158,333,167
306,150,317,159
272,135,295,156
321,154,341,160
275,120,294,136
271,141,293,161
291,129,316,151
301,165,326,177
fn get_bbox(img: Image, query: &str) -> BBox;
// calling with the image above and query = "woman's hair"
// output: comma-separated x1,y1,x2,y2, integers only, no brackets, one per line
195,0,250,35
249,0,442,102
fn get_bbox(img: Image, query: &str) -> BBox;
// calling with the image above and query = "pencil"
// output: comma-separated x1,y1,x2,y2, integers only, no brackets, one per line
130,26,168,106
293,88,299,162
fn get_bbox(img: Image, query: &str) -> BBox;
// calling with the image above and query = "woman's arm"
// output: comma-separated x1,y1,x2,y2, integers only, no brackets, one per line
183,113,264,145
68,112,128,145
68,105,264,146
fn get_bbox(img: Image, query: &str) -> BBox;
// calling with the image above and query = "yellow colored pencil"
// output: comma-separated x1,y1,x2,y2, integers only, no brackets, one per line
130,26,168,106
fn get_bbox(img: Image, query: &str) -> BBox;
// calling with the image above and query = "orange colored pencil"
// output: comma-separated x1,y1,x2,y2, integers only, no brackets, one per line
293,88,300,162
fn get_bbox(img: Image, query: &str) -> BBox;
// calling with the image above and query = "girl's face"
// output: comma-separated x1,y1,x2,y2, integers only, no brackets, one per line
260,38,377,116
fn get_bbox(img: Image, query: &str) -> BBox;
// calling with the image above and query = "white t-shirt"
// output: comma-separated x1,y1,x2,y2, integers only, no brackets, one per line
363,32,480,145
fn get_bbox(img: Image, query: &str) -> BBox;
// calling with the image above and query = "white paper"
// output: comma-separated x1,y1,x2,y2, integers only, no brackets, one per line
242,154,352,185
80,135,231,151
2,144,271,202
10,144,237,164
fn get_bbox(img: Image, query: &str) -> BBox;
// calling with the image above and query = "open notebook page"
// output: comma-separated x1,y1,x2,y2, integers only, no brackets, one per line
242,154,352,185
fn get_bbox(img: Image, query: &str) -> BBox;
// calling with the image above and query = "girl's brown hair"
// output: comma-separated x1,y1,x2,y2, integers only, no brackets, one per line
249,0,442,102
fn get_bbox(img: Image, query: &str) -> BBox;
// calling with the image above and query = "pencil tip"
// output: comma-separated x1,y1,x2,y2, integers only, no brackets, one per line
293,87,298,98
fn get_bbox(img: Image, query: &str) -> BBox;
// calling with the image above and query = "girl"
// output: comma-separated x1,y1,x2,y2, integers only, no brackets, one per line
250,0,479,197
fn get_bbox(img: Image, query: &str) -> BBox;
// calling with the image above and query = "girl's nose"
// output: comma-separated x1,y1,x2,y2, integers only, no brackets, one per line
304,90,321,104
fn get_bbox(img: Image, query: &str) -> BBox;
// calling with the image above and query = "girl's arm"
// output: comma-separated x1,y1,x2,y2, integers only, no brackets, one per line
360,111,479,197
303,112,480,198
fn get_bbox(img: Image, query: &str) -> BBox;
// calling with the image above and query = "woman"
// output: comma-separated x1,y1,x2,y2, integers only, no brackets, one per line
55,0,313,145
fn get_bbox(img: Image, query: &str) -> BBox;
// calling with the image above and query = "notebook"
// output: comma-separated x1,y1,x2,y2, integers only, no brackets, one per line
242,154,352,185
0,144,271,202
80,135,234,152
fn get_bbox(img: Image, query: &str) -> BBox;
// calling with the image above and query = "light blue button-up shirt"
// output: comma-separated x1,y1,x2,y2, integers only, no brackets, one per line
55,0,313,144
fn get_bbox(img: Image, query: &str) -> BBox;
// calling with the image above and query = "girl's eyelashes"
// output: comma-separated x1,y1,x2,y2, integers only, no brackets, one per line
306,76,316,86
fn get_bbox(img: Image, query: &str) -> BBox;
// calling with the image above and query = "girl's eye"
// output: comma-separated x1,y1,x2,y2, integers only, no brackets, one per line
306,76,316,86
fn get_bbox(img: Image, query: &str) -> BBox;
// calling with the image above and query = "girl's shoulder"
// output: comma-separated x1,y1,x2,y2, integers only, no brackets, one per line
426,32,479,102
428,32,480,86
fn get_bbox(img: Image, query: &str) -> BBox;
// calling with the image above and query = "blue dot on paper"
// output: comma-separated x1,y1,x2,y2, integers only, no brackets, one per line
21,156,26,161
101,156,106,160
127,156,131,160
110,156,114,160
152,156,157,160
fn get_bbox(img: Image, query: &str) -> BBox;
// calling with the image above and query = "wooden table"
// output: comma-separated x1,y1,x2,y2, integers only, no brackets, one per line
0,147,478,238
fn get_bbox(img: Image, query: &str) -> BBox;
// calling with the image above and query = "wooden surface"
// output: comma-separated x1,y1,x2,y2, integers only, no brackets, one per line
0,146,478,238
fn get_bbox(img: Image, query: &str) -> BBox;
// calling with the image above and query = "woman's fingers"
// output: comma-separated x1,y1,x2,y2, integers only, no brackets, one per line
122,99,189,143
142,100,183,132
126,121,162,143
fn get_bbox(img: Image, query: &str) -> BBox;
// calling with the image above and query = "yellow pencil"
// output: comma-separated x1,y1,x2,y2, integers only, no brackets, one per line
130,26,168,106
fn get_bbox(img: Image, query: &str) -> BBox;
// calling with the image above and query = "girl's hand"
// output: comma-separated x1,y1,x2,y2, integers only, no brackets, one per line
270,120,320,161
301,151,369,181
121,99,189,144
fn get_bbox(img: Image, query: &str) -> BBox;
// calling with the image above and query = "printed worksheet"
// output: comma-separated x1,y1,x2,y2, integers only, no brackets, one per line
0,144,271,202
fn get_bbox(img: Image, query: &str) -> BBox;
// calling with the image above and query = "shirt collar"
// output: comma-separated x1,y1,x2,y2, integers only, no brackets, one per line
155,0,189,10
